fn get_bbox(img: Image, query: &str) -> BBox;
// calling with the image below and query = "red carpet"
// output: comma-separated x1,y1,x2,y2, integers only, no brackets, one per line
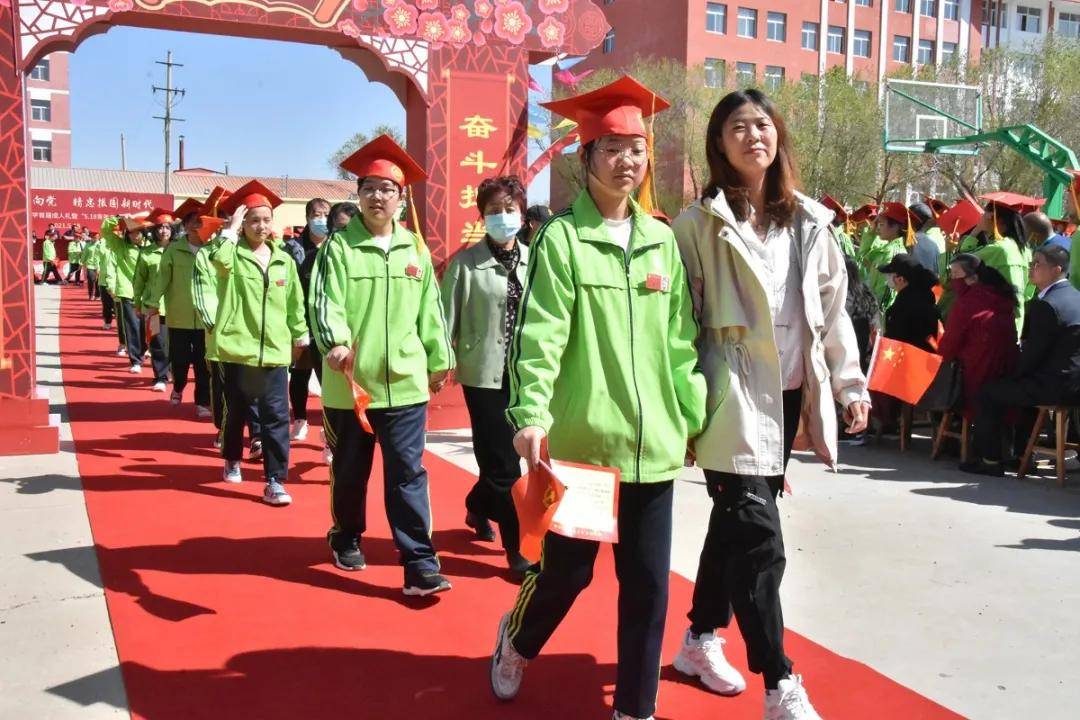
55,286,964,719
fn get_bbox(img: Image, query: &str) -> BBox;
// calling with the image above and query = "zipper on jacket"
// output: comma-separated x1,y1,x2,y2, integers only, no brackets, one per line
240,255,270,367
383,252,393,405
624,249,644,483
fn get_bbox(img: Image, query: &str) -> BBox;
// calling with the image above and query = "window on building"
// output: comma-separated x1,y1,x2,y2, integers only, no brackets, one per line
602,29,615,53
29,99,51,122
855,0,872,6
766,11,786,41
919,0,937,14
31,139,51,162
1016,6,1041,33
943,0,959,19
735,61,756,85
917,38,934,63
764,65,785,90
896,0,912,12
853,29,872,57
706,2,727,34
1059,12,1080,39
893,35,911,61
29,59,50,82
981,0,1008,28
705,58,726,88
737,7,758,38
941,41,958,62
801,21,819,50
827,25,845,53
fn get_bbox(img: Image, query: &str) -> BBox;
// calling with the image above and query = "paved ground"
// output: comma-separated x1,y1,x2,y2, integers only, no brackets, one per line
5,283,1080,718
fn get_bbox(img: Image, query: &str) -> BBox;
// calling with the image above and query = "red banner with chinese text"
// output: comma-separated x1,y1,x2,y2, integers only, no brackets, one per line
29,189,174,236
445,70,514,248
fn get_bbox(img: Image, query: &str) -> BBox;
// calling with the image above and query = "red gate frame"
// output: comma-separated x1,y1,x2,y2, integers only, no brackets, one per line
0,0,609,454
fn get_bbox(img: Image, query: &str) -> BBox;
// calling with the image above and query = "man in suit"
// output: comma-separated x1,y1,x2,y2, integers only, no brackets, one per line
966,244,1080,475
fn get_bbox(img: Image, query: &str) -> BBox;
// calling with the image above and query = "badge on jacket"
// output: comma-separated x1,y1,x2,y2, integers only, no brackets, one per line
645,273,670,292
276,278,287,287
406,263,423,279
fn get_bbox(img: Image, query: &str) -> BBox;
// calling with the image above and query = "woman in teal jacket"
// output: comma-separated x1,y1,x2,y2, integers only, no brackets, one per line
210,181,308,506
441,175,530,581
489,76,706,720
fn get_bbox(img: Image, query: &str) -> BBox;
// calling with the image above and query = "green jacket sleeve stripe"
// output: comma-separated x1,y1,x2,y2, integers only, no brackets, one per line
310,238,337,353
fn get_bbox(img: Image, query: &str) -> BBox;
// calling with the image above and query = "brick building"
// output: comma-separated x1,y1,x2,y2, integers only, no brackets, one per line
26,52,71,168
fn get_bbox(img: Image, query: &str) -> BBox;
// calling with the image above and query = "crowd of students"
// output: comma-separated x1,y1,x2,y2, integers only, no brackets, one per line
60,74,1080,720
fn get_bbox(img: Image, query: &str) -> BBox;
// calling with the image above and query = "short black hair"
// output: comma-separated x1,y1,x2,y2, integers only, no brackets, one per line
328,201,359,232
1034,244,1070,272
526,205,551,224
305,197,331,217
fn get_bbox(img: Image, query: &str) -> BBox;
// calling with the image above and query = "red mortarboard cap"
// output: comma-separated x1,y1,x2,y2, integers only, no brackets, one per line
820,194,848,221
193,216,226,243
173,198,203,220
878,202,917,226
850,203,878,222
120,212,151,232
202,187,233,218
980,191,1044,214
218,180,283,216
148,208,175,225
339,134,426,186
923,195,950,217
541,75,671,146
937,198,984,237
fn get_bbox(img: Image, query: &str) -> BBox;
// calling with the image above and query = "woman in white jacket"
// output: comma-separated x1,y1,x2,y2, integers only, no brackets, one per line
670,89,870,720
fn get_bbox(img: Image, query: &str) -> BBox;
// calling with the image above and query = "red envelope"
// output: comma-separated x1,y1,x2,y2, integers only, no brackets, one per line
511,440,566,563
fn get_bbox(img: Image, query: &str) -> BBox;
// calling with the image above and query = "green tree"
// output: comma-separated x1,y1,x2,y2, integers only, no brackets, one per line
329,124,404,179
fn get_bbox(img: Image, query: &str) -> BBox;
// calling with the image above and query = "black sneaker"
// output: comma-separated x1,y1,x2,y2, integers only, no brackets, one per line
403,570,452,597
332,540,366,571
506,552,531,584
249,439,263,460
466,511,496,542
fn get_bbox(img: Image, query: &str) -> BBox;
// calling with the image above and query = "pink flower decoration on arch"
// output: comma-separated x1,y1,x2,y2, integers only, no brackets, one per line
381,0,401,8
416,0,440,10
351,0,369,11
383,2,418,35
473,31,487,47
417,11,450,43
447,19,473,47
538,0,569,15
493,1,532,45
537,16,565,48
337,18,362,38
450,3,470,21
108,0,133,10
480,18,494,34
474,0,494,19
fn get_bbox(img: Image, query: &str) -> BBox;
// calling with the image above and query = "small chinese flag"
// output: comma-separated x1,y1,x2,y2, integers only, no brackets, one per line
867,337,943,405
511,440,566,563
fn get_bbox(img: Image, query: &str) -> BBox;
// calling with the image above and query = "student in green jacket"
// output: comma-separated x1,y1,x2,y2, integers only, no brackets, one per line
208,181,307,505
41,235,63,284
310,135,454,596
865,209,909,310
97,220,121,339
148,203,212,416
441,175,531,581
110,214,152,372
133,209,173,392
82,233,102,301
65,233,85,284
489,77,706,720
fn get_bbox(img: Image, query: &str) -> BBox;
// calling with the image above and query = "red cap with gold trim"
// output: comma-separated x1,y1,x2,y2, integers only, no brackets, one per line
541,75,671,146
979,191,1044,214
339,134,426,187
850,203,878,222
218,180,283,216
879,201,919,226
202,187,233,218
937,198,983,237
148,208,175,225
173,198,203,220
820,194,847,222
923,195,950,218
120,212,151,233
193,216,226,244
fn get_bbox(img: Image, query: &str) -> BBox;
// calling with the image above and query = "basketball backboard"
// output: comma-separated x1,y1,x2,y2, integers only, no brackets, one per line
884,79,983,155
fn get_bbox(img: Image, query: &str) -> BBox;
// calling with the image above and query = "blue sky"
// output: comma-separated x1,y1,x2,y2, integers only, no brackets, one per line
69,27,552,200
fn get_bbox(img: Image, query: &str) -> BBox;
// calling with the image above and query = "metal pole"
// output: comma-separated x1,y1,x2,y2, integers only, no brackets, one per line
120,133,126,170
154,51,185,196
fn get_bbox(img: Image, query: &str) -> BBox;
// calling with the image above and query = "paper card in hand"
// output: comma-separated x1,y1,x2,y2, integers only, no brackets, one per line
548,460,620,545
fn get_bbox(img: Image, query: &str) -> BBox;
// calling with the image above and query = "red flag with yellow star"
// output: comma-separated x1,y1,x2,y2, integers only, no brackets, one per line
867,337,943,405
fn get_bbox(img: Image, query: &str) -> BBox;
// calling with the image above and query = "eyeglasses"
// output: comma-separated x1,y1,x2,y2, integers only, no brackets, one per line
359,186,400,199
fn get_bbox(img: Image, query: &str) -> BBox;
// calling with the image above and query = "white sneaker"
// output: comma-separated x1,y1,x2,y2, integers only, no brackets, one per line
614,712,654,720
213,435,223,450
672,630,746,696
196,405,213,419
152,382,167,393
765,675,821,720
117,346,127,356
490,612,527,701
170,390,182,405
222,461,242,484
102,323,111,330
291,419,309,441
128,364,142,374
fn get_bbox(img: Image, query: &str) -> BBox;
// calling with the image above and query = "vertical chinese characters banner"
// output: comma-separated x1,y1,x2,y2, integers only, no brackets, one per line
446,71,513,246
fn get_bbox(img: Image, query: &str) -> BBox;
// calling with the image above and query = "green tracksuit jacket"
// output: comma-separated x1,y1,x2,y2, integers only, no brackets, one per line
82,240,102,270
67,240,84,264
209,231,307,367
148,240,202,329
193,234,226,360
104,227,144,301
133,244,167,316
958,233,1031,334
42,238,56,263
309,216,454,411
506,191,706,484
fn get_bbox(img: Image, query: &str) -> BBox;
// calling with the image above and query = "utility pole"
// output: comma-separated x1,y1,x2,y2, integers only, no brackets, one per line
120,133,126,170
153,51,185,196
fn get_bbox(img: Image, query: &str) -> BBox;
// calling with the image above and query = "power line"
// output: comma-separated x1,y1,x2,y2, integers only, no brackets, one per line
153,51,185,196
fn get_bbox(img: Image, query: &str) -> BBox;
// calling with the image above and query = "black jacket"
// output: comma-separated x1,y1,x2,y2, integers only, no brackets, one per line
884,284,939,352
1019,280,1080,396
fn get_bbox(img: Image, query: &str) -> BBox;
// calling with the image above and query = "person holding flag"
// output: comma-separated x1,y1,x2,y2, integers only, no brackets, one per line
488,76,706,720
310,135,454,596
146,200,213,416
132,208,174,392
669,89,869,720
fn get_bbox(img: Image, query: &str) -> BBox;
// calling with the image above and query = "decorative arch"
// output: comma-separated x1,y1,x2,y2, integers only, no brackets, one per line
0,0,609,453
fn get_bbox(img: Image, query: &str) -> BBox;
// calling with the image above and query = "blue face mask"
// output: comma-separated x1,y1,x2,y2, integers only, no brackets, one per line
484,212,522,243
308,217,329,237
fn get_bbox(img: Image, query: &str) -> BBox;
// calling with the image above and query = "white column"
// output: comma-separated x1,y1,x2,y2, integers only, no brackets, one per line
936,0,946,64
819,0,829,76
846,0,856,75
959,0,972,69
913,0,923,67
878,0,891,88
